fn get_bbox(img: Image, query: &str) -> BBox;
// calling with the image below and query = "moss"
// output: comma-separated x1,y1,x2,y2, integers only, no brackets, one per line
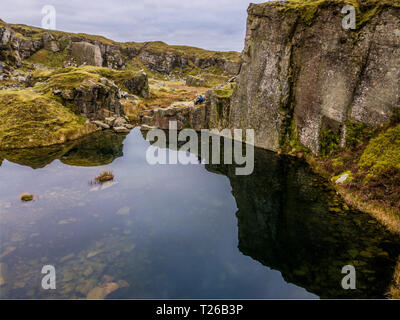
319,128,340,157
144,41,241,62
214,88,233,98
359,124,400,180
280,0,400,27
81,66,137,82
32,66,146,95
345,121,374,148
390,108,400,126
0,89,95,150
27,49,69,68
32,67,102,92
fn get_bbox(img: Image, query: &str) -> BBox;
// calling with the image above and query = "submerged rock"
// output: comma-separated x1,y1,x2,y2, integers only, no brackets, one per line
0,246,16,259
86,278,129,300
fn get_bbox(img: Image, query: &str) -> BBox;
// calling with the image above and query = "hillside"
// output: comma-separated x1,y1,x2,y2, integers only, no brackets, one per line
0,19,241,149
0,19,241,78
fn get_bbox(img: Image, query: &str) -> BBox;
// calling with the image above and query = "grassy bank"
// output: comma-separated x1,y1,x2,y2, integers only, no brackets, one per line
305,121,400,235
0,89,97,150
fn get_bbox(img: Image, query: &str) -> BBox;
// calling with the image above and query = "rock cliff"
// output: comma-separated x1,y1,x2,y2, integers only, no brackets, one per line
0,20,241,78
230,0,400,155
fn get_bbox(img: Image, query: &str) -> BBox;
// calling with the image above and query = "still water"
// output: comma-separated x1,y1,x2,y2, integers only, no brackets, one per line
0,128,399,299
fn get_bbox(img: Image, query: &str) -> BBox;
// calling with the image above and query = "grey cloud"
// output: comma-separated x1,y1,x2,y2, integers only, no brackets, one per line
0,0,268,51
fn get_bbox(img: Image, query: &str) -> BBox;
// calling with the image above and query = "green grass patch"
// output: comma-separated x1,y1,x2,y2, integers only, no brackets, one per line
319,128,341,157
27,49,69,68
214,88,233,98
0,89,93,149
279,0,400,26
359,124,400,180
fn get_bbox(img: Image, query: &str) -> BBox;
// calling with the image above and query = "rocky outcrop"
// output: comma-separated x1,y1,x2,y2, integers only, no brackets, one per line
134,43,241,76
229,1,400,155
53,76,123,119
92,116,134,133
185,75,206,87
141,89,230,131
124,70,149,98
0,22,241,77
71,42,103,67
142,102,204,130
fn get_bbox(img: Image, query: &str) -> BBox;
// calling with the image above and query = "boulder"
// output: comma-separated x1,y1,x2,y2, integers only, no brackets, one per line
124,71,149,98
186,75,206,87
92,121,110,130
113,117,127,127
104,117,116,126
113,126,130,133
71,41,103,67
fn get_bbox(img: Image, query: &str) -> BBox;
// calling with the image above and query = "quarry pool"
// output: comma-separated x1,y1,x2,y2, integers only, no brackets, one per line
0,128,399,299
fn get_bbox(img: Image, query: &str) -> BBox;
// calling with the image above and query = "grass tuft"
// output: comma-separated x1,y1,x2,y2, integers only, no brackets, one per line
20,193,34,201
91,170,114,184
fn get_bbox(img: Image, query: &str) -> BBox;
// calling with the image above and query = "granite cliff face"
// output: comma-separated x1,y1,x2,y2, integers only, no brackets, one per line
230,1,400,155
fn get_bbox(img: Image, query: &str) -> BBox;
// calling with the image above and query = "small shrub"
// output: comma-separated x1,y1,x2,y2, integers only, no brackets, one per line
91,170,114,184
20,193,34,201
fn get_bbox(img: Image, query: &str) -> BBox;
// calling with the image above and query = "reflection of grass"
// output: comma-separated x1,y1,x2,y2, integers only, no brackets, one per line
20,193,34,201
389,257,400,299
91,170,114,184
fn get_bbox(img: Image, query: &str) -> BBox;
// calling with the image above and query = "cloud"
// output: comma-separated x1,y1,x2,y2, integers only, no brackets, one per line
0,0,267,51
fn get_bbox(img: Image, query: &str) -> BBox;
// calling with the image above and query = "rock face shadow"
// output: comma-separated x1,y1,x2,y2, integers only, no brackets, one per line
143,129,400,298
207,148,400,299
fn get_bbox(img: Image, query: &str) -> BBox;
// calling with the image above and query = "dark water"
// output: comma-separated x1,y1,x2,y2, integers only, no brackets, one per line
0,128,399,299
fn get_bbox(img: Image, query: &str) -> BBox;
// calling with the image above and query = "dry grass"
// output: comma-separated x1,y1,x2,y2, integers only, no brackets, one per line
142,80,207,108
91,170,114,184
388,258,400,299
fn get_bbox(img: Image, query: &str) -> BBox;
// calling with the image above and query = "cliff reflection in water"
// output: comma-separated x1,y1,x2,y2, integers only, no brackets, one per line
0,131,128,169
0,129,398,299
210,149,400,298
145,129,400,299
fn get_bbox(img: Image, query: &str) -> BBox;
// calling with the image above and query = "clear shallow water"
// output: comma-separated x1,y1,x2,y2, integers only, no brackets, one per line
0,128,399,299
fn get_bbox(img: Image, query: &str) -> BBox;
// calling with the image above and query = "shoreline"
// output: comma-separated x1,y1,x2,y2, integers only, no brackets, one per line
305,155,400,236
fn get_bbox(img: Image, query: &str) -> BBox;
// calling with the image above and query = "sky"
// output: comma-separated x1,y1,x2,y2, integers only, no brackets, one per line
0,0,268,52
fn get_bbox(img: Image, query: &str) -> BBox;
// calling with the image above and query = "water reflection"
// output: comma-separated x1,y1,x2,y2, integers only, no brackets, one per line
144,128,400,299
208,150,400,299
0,131,127,169
0,128,399,299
